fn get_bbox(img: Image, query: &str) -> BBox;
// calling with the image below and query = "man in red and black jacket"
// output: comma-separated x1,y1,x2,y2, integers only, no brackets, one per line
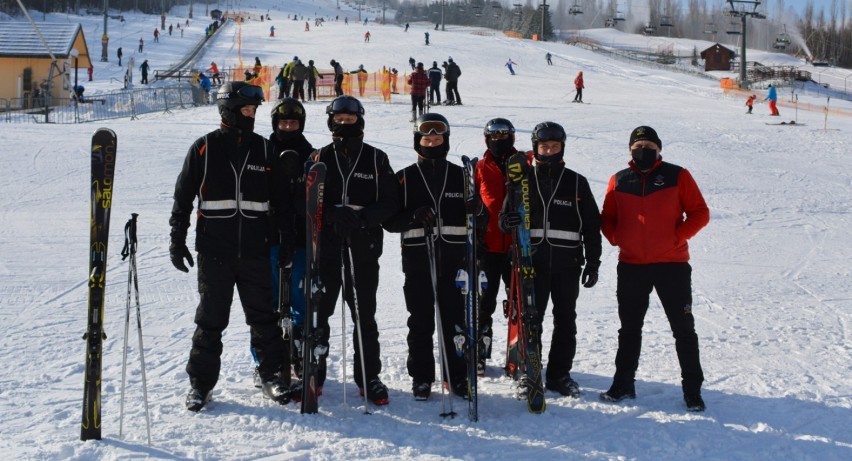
407,62,429,122
474,118,529,375
599,125,710,412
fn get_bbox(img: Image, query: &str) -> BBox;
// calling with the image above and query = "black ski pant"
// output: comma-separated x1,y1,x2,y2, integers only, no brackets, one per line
292,80,305,101
282,79,292,98
533,266,581,382
612,262,704,394
186,253,285,393
573,88,583,102
307,79,317,100
477,251,512,359
403,268,467,385
334,75,344,96
446,81,460,104
429,84,441,105
411,95,425,119
315,246,382,387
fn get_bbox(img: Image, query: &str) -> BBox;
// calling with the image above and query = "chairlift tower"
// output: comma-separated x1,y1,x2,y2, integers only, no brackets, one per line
727,0,765,88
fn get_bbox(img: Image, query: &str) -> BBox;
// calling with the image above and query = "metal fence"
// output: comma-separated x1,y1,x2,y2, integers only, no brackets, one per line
0,83,205,124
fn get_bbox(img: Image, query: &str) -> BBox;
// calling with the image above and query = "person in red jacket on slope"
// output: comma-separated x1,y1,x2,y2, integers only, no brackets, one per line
598,126,710,412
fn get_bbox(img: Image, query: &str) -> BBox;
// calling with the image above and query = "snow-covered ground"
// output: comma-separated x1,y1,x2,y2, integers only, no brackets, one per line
1,1,850,460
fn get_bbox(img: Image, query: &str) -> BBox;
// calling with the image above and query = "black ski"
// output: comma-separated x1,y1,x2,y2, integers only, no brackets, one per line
456,155,484,421
278,263,293,388
82,128,117,440
301,161,326,414
505,152,546,414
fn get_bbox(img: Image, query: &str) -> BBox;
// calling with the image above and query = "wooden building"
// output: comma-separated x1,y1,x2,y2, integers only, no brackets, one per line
700,43,736,71
0,23,92,106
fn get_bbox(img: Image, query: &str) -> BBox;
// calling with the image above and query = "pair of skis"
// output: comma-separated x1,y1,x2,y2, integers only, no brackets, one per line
503,152,546,414
453,156,487,422
300,161,326,414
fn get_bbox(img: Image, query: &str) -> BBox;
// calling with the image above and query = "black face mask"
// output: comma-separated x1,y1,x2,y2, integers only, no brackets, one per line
332,123,363,139
234,112,255,132
631,147,658,170
488,138,513,160
418,145,447,159
534,150,564,164
275,130,300,142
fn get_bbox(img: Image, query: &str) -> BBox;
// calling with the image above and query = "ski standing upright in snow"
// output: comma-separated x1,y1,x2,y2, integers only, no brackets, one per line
457,155,486,421
301,161,327,414
505,151,546,414
82,127,117,441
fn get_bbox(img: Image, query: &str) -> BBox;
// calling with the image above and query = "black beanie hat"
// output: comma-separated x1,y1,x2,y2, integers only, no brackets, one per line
629,126,662,150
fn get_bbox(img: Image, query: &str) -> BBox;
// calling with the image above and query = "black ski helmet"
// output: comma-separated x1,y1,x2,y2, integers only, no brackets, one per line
483,118,515,146
325,95,365,132
216,81,264,126
271,97,306,134
413,113,450,158
531,121,567,161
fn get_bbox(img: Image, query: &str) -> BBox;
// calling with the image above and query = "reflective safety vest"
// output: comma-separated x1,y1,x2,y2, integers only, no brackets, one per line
529,166,583,250
398,162,467,248
197,135,272,219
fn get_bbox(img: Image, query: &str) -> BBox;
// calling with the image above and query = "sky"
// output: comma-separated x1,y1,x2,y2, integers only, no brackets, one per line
1,0,851,460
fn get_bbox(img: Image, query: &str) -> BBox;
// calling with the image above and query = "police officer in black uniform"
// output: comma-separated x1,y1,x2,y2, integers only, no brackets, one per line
248,97,315,387
499,121,602,398
170,81,292,411
310,96,398,405
384,113,469,401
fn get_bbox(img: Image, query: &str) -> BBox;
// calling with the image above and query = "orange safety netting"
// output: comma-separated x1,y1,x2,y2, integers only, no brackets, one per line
231,65,401,102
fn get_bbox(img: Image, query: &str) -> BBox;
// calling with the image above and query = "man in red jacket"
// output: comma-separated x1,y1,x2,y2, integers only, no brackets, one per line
407,62,429,122
599,126,710,412
474,118,527,376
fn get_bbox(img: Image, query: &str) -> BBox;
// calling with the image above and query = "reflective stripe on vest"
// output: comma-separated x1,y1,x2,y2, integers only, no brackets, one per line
200,199,269,212
530,228,580,242
402,225,466,239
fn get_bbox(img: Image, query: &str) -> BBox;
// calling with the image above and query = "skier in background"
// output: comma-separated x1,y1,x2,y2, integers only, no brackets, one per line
427,61,442,106
407,62,429,122
330,59,345,96
444,57,461,105
764,84,780,116
745,94,756,114
573,71,584,103
505,59,517,75
545,52,553,65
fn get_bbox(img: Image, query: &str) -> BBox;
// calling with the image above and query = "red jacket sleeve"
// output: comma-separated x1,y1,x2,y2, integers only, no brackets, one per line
675,169,709,243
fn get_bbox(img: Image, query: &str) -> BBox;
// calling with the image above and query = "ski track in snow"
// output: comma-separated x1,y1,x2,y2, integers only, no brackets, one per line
1,1,851,460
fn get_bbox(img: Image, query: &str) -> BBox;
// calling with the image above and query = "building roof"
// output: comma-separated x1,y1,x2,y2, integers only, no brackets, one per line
700,43,736,57
0,22,82,58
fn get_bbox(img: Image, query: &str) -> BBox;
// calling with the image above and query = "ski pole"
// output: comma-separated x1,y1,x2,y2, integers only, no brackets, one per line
344,238,371,414
424,224,457,419
340,245,348,412
119,213,151,445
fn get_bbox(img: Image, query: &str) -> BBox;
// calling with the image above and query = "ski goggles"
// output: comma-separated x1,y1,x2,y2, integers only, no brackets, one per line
273,101,305,117
326,97,365,115
533,126,566,142
484,120,515,136
415,120,449,136
235,84,265,102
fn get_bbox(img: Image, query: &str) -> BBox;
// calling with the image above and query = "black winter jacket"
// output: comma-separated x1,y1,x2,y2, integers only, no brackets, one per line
170,126,287,258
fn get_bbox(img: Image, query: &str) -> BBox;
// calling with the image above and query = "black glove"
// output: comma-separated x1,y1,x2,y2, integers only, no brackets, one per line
326,205,362,238
279,150,301,180
465,195,483,215
582,262,599,288
412,206,435,227
169,242,194,273
498,211,521,233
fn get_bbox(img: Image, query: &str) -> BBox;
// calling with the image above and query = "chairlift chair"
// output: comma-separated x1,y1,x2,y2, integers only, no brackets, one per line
660,15,673,27
569,2,583,15
614,11,625,22
644,24,657,34
726,20,741,35
703,22,717,34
